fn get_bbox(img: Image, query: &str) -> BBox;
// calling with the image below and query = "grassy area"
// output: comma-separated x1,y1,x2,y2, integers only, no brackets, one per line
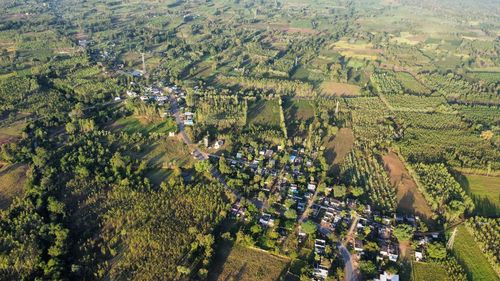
0,120,26,144
452,225,498,281
247,99,281,127
208,240,290,281
110,115,177,135
412,262,447,281
0,164,28,210
457,173,500,216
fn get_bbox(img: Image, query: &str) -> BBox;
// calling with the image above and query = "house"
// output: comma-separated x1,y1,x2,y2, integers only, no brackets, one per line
114,96,121,101
415,250,423,261
313,262,329,279
314,239,326,254
259,213,274,227
374,271,399,281
214,140,224,149
308,183,316,192
140,96,149,101
126,90,138,98
184,119,194,126
380,243,399,262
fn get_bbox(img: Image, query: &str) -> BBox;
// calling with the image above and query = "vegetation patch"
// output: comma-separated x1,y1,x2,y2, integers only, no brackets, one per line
247,99,281,128
109,115,177,135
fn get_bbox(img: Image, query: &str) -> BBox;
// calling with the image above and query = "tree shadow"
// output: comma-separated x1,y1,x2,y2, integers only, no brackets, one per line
207,239,235,281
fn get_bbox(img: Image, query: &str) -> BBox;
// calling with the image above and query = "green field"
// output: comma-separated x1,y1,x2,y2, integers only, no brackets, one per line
110,116,177,135
459,174,500,216
247,99,281,127
395,72,431,94
452,225,498,281
208,240,289,281
412,262,447,281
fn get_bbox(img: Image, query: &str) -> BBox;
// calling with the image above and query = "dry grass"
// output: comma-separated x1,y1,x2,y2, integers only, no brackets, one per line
320,81,361,97
208,241,289,281
0,164,28,210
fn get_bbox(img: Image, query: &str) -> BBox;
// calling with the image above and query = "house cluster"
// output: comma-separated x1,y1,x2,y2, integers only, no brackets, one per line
313,239,331,280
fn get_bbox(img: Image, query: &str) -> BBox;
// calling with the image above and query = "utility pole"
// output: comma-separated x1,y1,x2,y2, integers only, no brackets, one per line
141,52,146,76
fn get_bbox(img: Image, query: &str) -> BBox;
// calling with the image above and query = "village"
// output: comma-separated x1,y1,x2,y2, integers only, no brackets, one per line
118,78,447,281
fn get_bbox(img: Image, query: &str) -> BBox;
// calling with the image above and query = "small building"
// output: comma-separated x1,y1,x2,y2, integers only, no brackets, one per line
308,183,316,192
374,271,399,281
214,140,224,149
259,213,274,227
354,238,364,252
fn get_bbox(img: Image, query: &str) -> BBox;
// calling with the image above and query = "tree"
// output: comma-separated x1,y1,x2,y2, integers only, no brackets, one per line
301,220,317,235
284,209,297,220
393,224,414,241
427,242,447,260
360,260,377,278
350,186,364,197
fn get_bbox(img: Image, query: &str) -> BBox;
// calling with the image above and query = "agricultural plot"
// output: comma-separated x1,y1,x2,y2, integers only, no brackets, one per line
208,241,289,281
0,164,28,210
195,95,247,129
284,99,315,137
460,174,500,216
341,147,396,212
331,39,380,60
346,97,392,142
396,112,500,170
109,116,177,135
382,152,434,223
420,73,500,106
457,105,500,127
323,128,355,176
394,72,431,95
452,225,498,281
412,262,447,281
319,81,361,97
247,99,281,128
0,120,25,145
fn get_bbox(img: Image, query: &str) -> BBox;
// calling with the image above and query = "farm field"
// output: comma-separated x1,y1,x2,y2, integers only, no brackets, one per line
382,152,435,224
459,173,500,216
0,164,28,210
324,128,355,173
109,115,177,135
208,241,289,281
412,262,447,281
320,81,361,97
452,225,498,281
247,99,281,127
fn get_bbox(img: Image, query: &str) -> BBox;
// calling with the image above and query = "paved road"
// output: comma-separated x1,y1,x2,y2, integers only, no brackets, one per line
339,215,359,281
338,244,355,281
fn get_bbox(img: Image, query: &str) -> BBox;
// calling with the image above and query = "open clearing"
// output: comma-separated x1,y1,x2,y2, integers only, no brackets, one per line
452,225,498,281
412,262,447,281
0,120,26,145
0,164,28,210
320,81,361,97
382,152,434,222
208,240,289,281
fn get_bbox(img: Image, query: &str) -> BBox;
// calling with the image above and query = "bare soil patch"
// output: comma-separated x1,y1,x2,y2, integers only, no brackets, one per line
382,152,434,222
